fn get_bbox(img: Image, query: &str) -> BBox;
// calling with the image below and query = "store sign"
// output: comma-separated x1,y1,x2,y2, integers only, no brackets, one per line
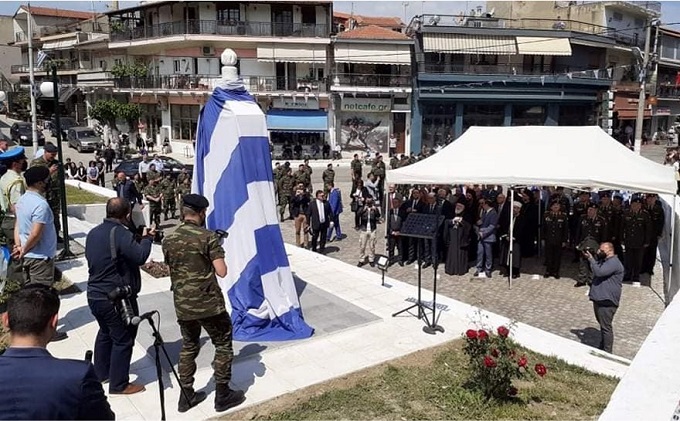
340,98,391,113
272,97,319,110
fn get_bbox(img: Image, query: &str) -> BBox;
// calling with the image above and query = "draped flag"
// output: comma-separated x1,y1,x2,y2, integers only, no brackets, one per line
193,79,314,341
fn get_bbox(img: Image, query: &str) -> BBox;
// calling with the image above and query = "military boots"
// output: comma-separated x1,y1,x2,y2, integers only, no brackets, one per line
214,384,245,412
178,389,207,413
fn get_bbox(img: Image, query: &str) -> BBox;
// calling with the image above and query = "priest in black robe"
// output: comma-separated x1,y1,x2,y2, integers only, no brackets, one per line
444,202,472,276
500,201,527,278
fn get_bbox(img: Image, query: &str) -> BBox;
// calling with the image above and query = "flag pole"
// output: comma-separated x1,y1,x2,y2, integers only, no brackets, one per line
27,2,39,153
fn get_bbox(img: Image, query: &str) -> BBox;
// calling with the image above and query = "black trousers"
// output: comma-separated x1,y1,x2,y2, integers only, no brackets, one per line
593,301,617,353
387,234,402,263
624,246,645,282
544,243,563,276
311,224,328,252
642,237,659,274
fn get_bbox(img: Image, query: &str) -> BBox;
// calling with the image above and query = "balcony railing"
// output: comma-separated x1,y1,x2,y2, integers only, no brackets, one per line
11,61,81,74
110,20,328,42
421,63,612,79
113,75,328,93
13,31,40,43
658,85,680,98
333,73,411,87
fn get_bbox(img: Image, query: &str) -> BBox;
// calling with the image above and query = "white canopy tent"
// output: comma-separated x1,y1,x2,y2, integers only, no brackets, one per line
388,126,678,295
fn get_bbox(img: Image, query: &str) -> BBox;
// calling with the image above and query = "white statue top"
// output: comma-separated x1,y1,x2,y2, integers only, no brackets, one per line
221,48,239,83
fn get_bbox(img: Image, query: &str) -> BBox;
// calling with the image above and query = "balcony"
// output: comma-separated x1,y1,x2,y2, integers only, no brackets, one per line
332,73,411,87
110,20,328,43
13,31,40,43
113,75,328,94
658,85,680,99
421,63,612,79
11,61,80,74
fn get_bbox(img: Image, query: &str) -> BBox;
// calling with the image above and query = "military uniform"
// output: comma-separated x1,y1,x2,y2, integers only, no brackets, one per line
162,196,243,411
570,199,590,251
642,202,664,274
277,173,294,221
30,155,61,236
146,168,161,183
144,182,164,226
293,169,310,190
350,158,362,192
0,165,26,284
177,171,190,187
303,163,313,190
322,168,335,193
161,176,177,220
543,210,569,278
371,159,386,202
622,209,652,282
389,156,399,170
575,213,607,285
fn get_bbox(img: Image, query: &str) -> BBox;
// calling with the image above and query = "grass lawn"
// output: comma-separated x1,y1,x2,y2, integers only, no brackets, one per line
65,185,108,205
224,340,618,420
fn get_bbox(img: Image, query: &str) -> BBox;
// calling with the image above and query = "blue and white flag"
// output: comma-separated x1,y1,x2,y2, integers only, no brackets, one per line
193,79,314,341
35,50,47,69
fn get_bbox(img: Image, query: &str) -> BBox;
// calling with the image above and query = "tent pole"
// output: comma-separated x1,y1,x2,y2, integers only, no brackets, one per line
537,189,542,259
667,195,677,306
509,188,515,289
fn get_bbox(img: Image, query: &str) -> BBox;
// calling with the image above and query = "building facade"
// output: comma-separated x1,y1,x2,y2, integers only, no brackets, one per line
652,26,680,134
105,1,333,152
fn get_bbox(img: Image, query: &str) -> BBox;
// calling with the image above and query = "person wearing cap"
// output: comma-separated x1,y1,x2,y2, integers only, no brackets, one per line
622,197,652,286
574,203,607,287
162,194,245,414
30,142,63,243
0,146,28,284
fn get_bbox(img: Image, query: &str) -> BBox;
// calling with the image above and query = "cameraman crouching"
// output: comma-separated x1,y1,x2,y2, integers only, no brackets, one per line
585,242,624,354
85,197,154,395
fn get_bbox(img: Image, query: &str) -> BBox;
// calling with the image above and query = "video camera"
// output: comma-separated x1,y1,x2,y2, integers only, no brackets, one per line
576,237,602,260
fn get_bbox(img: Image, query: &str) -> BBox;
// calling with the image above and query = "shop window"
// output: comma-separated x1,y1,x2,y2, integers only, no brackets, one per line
512,105,545,126
171,105,199,141
463,104,504,129
470,54,498,66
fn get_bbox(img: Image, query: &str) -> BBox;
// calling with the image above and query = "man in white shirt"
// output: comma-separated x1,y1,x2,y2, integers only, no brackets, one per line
150,154,164,172
388,134,397,157
357,198,381,267
138,154,151,182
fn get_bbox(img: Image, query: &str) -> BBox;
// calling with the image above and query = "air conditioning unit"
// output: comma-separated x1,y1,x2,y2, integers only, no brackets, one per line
202,46,215,56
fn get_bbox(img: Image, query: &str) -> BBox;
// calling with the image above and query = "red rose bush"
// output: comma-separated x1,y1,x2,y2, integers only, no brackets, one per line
463,325,547,399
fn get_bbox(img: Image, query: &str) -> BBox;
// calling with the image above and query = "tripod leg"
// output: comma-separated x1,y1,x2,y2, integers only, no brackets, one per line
154,341,167,421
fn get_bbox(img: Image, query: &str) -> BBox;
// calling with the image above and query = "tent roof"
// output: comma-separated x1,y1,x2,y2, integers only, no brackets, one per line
388,126,677,195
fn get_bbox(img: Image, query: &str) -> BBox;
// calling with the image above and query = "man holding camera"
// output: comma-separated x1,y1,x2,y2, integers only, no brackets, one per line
357,197,381,267
85,197,154,395
585,242,624,354
163,194,245,413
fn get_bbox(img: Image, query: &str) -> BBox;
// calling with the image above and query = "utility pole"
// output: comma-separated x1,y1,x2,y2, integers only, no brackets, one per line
27,2,39,153
634,20,654,155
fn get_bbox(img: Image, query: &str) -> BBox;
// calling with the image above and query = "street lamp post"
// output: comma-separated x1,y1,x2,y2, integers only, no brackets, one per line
40,65,74,259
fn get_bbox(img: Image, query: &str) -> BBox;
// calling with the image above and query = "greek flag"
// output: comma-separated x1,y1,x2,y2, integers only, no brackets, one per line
35,50,47,69
193,79,314,341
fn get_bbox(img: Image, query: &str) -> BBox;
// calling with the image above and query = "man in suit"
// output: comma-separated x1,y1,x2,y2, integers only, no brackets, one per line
475,198,499,278
387,197,404,266
306,190,333,253
0,285,114,420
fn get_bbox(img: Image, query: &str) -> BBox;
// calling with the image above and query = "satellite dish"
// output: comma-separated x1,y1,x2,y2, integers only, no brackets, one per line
485,7,495,18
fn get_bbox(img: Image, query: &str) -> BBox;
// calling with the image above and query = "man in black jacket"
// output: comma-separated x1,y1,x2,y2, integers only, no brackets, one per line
306,190,333,253
85,198,154,395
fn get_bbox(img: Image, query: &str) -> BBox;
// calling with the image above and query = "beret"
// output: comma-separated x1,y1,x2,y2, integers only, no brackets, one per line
182,193,209,211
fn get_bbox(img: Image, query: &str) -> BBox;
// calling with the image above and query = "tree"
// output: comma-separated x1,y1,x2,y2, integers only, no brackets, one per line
119,103,141,132
89,99,119,127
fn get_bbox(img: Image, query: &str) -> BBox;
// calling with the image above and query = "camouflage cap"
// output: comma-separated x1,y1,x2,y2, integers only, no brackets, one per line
183,193,209,211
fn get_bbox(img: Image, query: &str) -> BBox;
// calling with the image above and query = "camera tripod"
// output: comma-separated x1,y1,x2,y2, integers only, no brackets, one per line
142,313,192,420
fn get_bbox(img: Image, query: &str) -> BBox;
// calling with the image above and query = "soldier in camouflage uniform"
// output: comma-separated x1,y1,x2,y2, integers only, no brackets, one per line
622,197,652,284
322,163,335,194
177,168,190,187
161,174,177,220
143,177,164,227
642,194,664,275
371,154,386,203
177,178,191,209
543,200,569,279
162,194,245,413
350,154,362,192
146,163,161,183
30,143,62,241
293,164,310,191
575,203,607,287
570,191,591,261
277,167,294,222
302,159,313,191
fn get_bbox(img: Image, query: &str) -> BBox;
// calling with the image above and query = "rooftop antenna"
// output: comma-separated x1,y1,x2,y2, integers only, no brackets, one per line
402,1,409,25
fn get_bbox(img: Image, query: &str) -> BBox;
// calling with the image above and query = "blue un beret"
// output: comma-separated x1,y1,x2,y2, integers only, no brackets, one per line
0,147,26,162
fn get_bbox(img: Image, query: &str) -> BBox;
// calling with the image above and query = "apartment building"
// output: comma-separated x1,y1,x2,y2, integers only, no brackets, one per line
652,26,680,134
331,20,413,155
105,1,332,150
10,5,109,121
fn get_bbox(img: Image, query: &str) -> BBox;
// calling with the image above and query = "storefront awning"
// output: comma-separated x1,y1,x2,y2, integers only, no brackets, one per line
334,43,411,64
266,109,328,133
42,38,78,50
257,45,326,63
617,109,652,120
423,33,517,55
516,37,572,56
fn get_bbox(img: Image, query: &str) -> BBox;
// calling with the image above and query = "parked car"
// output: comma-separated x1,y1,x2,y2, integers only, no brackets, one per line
10,122,45,146
113,156,192,179
51,117,78,139
67,127,103,153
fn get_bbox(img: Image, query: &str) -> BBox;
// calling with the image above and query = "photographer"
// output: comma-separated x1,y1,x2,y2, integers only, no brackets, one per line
357,197,381,267
85,197,154,395
585,242,624,354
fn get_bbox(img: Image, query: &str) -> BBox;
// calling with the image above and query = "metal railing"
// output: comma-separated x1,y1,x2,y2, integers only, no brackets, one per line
13,31,39,43
113,75,328,93
657,85,680,98
333,73,411,87
110,20,328,42
11,61,81,74
421,62,611,79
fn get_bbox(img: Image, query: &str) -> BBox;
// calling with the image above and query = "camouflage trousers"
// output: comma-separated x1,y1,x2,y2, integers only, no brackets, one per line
163,198,176,217
1,217,24,284
177,312,234,389
150,205,162,226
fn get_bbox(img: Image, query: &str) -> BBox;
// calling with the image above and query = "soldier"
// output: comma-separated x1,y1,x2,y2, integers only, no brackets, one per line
132,173,145,199
0,147,27,283
144,177,164,227
272,162,282,192
30,143,62,242
350,153,362,192
543,200,569,279
162,194,245,413
146,163,161,183
177,167,190,186
574,203,607,287
549,186,571,214
322,163,335,194
598,192,622,253
293,164,310,191
161,174,177,220
570,191,591,261
642,193,664,275
611,195,626,256
389,154,399,170
371,154,386,203
277,167,294,222
622,197,652,285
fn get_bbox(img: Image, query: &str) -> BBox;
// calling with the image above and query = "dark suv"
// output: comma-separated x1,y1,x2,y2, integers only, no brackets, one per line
10,122,45,146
